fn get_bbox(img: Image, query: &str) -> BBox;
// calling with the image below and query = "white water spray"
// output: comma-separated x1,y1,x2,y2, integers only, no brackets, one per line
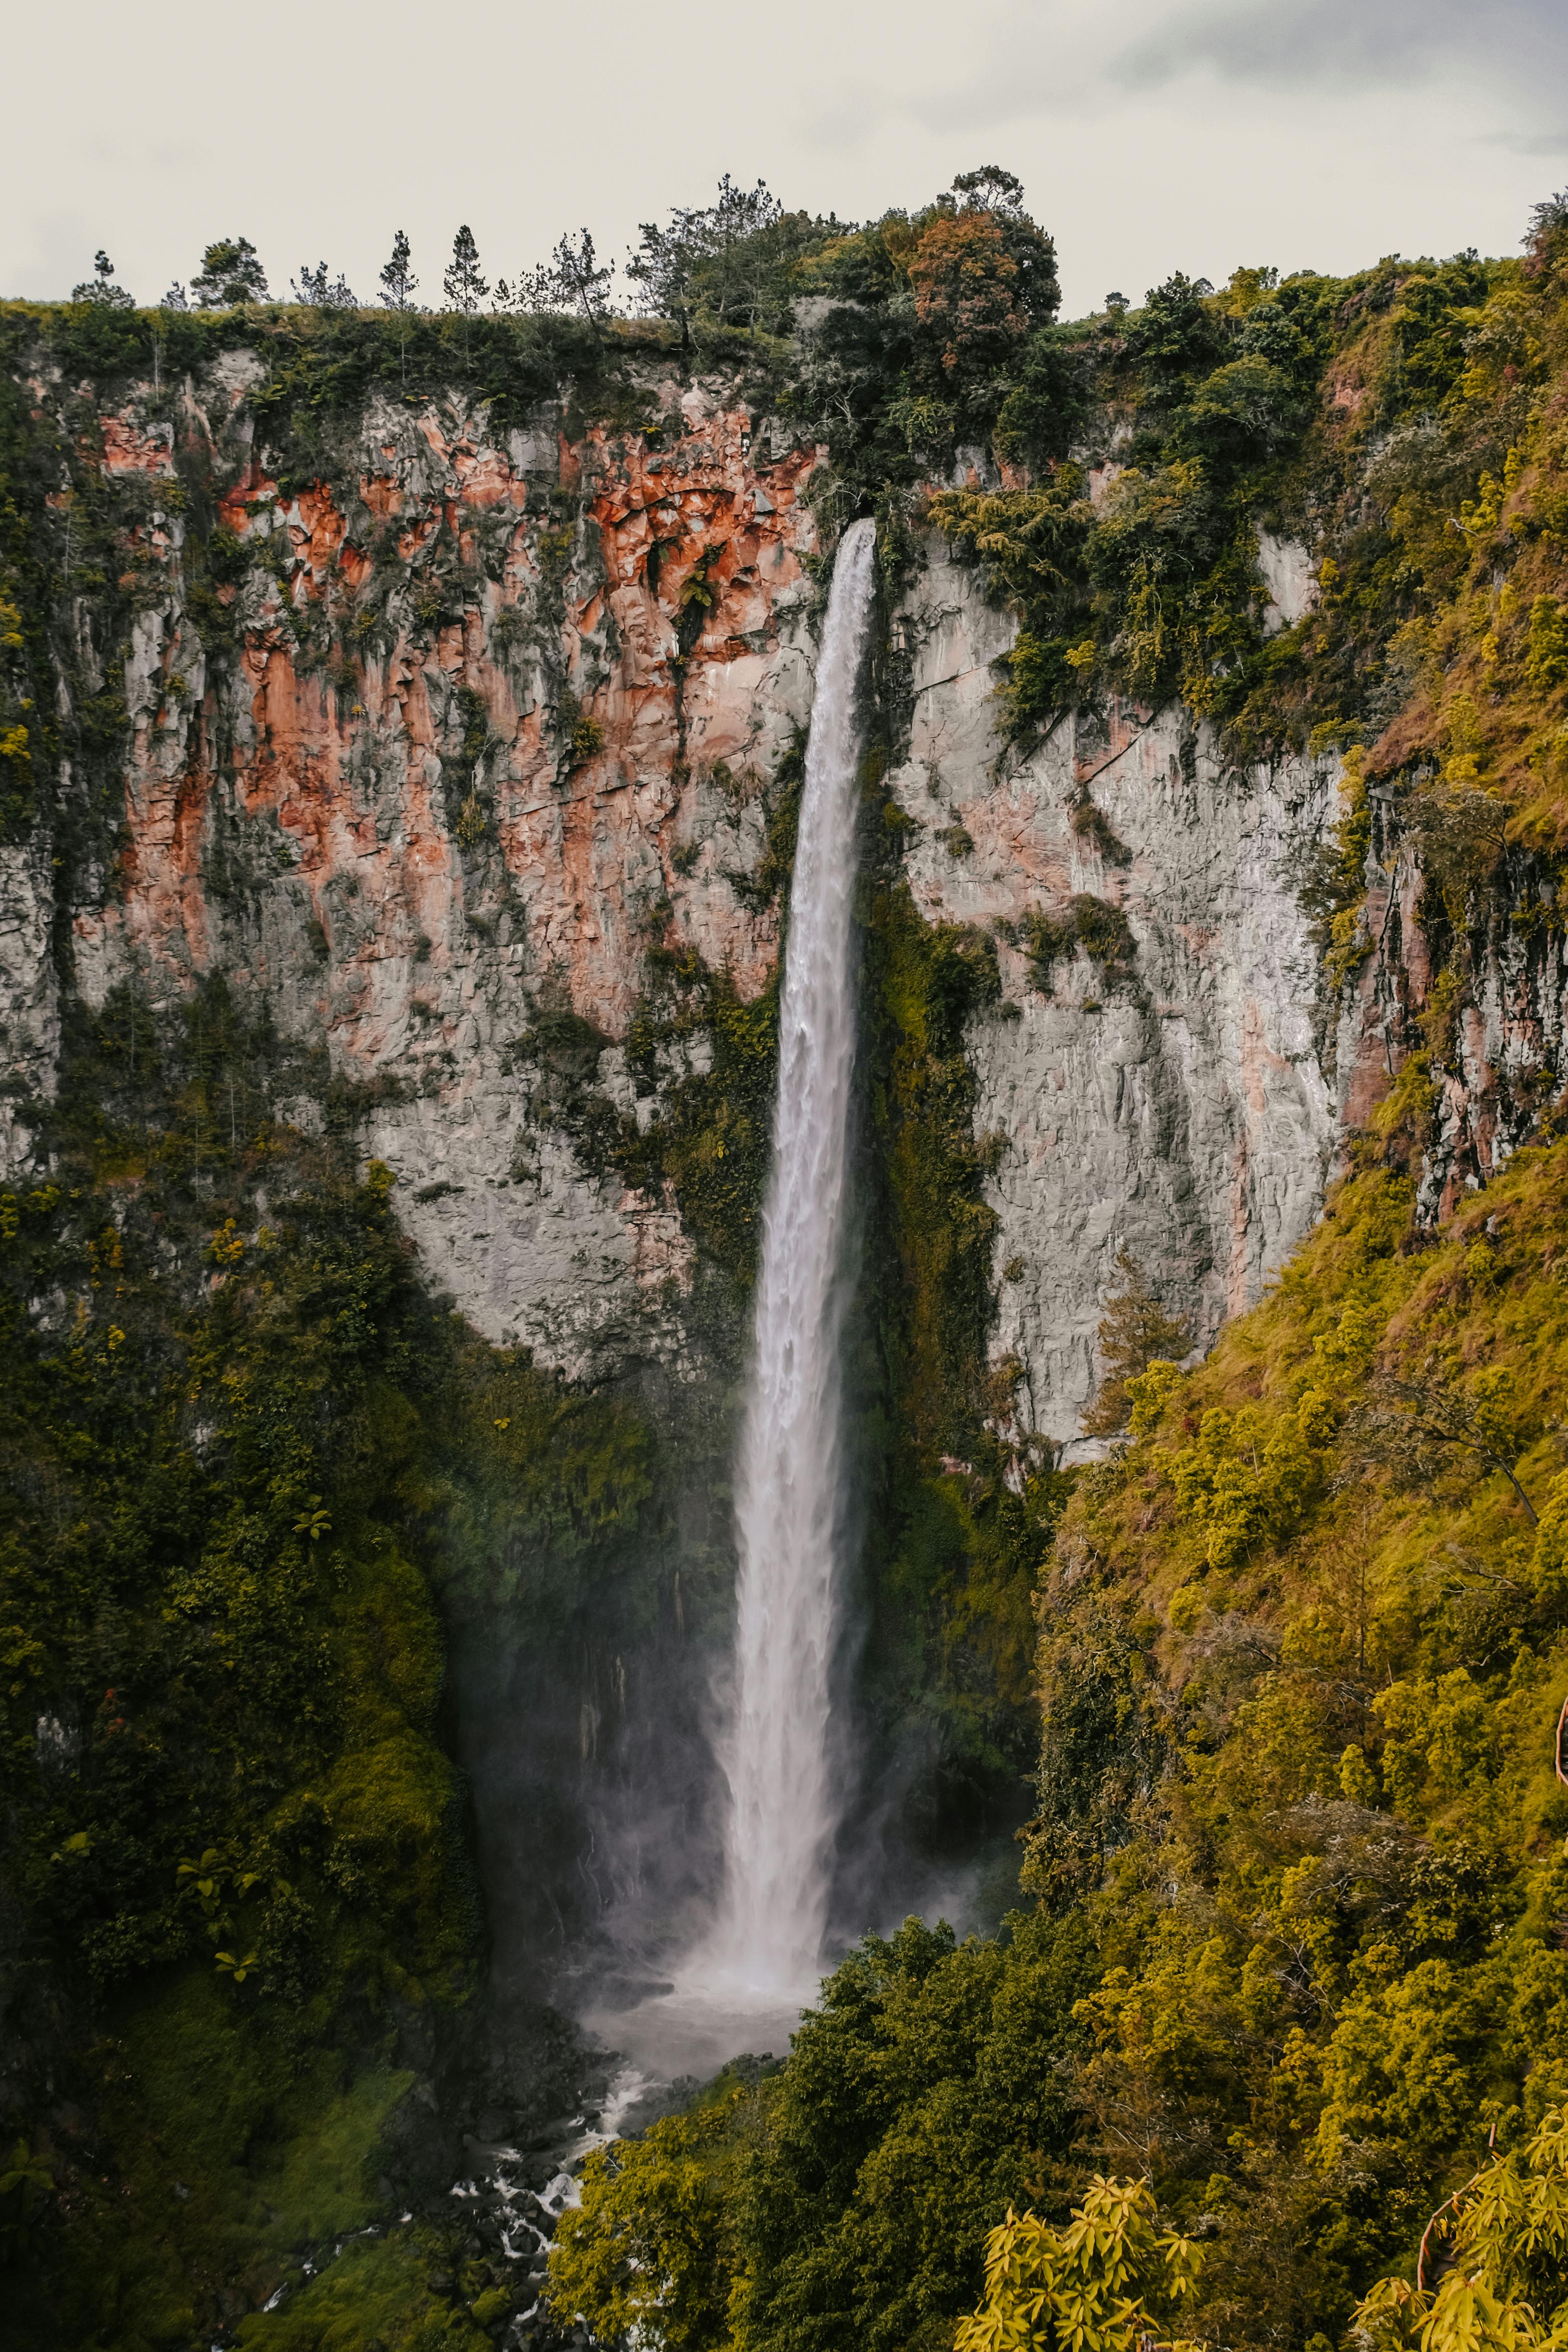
707,515,879,1994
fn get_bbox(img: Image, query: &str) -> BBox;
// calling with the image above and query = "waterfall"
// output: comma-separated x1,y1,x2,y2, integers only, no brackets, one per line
708,515,879,1994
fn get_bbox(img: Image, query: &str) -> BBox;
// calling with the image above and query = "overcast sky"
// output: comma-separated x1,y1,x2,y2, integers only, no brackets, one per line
3,0,1564,322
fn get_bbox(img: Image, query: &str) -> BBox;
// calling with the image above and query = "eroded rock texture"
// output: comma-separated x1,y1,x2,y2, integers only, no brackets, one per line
46,366,824,1370
887,536,1339,1442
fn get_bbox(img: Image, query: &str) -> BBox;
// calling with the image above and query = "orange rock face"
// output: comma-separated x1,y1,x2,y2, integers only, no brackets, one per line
51,369,829,1368
78,380,821,1046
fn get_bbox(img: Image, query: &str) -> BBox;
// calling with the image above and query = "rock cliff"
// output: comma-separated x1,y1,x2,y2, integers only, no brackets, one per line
3,339,1564,1438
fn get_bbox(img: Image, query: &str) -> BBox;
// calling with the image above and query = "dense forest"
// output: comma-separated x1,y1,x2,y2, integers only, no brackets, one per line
4,166,1568,2351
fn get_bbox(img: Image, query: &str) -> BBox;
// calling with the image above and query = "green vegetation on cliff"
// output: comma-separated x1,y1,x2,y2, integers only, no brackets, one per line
551,1132,1568,2352
8,162,1568,2352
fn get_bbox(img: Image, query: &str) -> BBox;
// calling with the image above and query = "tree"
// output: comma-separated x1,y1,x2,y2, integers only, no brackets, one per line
625,175,788,344
911,212,1026,377
497,228,615,339
956,2176,1203,2352
1124,272,1224,387
546,227,614,339
1353,1362,1539,1525
1080,1248,1192,1437
289,261,356,308
1357,2108,1568,2352
944,165,1061,329
70,251,133,308
908,174,1062,384
442,224,487,314
952,164,1026,214
379,229,417,311
549,2094,742,2352
191,237,268,306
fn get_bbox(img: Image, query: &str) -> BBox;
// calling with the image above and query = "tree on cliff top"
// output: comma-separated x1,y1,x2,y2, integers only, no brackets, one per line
289,260,356,308
442,224,487,314
191,236,268,306
443,224,487,362
544,229,614,339
498,229,615,345
379,229,417,311
908,168,1060,382
627,174,820,344
70,251,133,308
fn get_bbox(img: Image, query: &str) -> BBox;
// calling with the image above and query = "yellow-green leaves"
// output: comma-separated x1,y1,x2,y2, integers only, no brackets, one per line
1126,1358,1181,1438
1375,1670,1500,1821
956,2177,1203,2352
548,2096,743,2352
1531,1470,1568,1602
292,1495,332,1543
1170,1390,1335,1569
1357,2108,1568,2352
1526,595,1568,693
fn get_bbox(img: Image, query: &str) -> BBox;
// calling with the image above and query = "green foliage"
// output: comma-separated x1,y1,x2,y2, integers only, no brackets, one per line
0,984,660,2343
1170,1385,1336,1568
551,2092,744,2350
70,252,133,310
1355,2108,1568,2352
1526,593,1568,691
1012,1139,1568,2341
236,2233,487,2352
1080,1250,1191,1438
552,1914,1095,2352
867,891,1004,1456
192,237,269,306
626,175,822,347
916,238,1568,790
957,2176,1203,2352
1019,897,1136,993
441,224,486,314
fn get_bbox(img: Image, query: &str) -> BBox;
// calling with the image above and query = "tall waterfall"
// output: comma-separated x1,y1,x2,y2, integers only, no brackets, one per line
709,515,878,1994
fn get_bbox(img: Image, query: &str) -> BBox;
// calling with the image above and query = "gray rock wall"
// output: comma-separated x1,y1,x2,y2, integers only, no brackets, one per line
887,536,1340,1442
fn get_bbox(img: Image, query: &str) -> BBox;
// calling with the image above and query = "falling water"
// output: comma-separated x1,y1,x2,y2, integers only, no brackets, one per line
707,515,879,1994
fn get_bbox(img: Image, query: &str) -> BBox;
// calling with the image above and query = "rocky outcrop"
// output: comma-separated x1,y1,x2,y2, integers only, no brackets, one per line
1339,804,1568,1227
0,836,57,1172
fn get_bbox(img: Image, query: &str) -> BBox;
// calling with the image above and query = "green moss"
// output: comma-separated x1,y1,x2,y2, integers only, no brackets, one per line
850,872,1071,1836
866,888,1000,1455
236,2234,485,2352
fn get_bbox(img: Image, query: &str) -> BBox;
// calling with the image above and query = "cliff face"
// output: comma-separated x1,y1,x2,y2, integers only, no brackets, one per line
18,362,823,1369
4,344,1564,1436
884,536,1340,1441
